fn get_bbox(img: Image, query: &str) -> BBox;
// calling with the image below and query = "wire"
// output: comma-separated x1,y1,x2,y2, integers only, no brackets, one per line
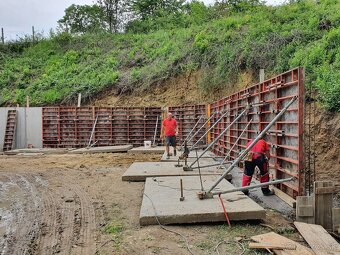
218,194,231,227
143,193,196,255
214,240,246,255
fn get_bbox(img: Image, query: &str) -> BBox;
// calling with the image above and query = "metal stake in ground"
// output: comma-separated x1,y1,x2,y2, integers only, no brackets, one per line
183,107,249,171
203,96,297,197
195,149,204,191
180,179,185,201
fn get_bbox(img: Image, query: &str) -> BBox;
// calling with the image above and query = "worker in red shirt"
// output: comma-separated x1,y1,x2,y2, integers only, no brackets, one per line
160,112,178,159
242,135,275,196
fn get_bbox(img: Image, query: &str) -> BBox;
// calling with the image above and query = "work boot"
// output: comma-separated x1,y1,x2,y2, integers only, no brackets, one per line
166,154,170,159
262,188,275,196
174,150,177,156
241,174,252,196
242,190,249,196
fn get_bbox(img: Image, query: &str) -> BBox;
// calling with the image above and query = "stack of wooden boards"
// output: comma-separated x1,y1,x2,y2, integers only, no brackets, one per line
250,222,340,255
295,181,340,234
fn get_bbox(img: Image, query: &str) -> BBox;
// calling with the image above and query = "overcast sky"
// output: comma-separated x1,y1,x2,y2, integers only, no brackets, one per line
0,0,286,41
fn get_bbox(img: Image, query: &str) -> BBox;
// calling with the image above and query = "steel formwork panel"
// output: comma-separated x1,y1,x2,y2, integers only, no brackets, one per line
168,105,207,146
42,107,162,148
210,67,304,198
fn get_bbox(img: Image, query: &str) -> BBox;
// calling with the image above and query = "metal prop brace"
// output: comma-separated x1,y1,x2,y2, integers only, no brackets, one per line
183,107,249,171
180,115,204,150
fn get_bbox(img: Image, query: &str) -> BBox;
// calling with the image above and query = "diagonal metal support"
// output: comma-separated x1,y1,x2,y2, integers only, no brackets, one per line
180,115,204,149
183,107,249,171
204,96,297,196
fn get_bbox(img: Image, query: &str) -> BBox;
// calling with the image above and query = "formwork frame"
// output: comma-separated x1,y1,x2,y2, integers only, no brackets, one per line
209,67,304,198
42,107,162,148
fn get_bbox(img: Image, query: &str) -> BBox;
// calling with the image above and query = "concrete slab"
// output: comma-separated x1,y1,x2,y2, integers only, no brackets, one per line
128,146,166,154
140,175,265,225
4,148,71,155
160,150,219,162
69,145,133,154
122,162,232,181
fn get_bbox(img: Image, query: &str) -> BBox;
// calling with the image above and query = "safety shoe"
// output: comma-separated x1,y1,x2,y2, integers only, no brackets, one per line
262,188,275,196
166,154,170,159
174,150,177,156
242,190,249,196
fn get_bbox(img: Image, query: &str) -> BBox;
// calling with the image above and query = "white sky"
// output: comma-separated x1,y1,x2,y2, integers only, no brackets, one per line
0,0,286,41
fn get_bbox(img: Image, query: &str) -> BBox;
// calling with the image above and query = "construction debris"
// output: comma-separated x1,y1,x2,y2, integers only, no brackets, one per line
294,221,340,255
251,232,314,255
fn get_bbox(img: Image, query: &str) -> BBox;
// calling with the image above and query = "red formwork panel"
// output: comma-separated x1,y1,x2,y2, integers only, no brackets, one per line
168,105,207,146
210,67,304,198
42,107,162,148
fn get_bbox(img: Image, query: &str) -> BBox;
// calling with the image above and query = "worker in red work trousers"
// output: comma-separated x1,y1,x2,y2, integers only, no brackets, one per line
160,112,178,159
242,135,275,196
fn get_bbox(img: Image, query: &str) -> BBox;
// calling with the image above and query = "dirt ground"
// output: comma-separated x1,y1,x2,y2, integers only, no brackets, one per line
0,152,304,255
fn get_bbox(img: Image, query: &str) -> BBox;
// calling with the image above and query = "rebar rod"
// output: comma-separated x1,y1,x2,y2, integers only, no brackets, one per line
187,107,249,169
206,96,297,194
212,177,294,195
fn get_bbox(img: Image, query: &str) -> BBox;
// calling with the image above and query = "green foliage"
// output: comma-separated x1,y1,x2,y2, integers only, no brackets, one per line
58,4,106,33
0,0,339,111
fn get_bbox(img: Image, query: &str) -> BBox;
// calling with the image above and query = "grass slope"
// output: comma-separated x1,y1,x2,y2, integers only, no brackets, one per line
0,0,339,111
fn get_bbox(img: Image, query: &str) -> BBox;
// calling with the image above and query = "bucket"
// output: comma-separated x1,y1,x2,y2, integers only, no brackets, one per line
144,141,152,149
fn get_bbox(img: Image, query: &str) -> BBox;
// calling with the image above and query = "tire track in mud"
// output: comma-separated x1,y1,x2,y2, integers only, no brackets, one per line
0,173,42,255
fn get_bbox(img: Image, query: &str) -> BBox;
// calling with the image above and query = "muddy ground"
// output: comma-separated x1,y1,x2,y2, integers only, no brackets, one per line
0,152,320,255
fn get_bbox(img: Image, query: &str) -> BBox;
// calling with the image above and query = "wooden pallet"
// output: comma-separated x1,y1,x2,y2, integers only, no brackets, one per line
3,110,17,151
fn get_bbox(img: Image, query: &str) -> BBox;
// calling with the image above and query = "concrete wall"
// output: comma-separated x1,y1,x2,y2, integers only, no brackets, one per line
0,107,42,151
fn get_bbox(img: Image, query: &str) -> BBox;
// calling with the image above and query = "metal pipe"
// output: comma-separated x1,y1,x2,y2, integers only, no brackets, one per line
195,150,204,191
153,116,159,146
186,113,216,148
190,110,229,150
219,119,252,168
206,96,297,194
212,177,294,195
190,161,232,170
186,107,249,169
181,115,204,149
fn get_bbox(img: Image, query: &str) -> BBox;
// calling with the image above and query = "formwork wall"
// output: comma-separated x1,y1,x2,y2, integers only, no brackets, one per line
168,105,207,146
209,67,304,198
42,107,162,148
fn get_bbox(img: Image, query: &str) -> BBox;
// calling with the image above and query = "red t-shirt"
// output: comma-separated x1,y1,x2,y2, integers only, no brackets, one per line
163,118,177,136
246,139,269,160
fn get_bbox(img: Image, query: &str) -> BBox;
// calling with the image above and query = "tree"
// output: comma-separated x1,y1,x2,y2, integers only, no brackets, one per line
129,0,185,20
96,0,125,33
58,4,105,34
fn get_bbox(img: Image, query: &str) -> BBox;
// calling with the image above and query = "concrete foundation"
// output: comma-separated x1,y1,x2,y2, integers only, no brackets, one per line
128,146,166,154
140,176,265,225
160,150,218,162
122,162,231,181
69,145,133,154
4,148,71,155
0,107,42,151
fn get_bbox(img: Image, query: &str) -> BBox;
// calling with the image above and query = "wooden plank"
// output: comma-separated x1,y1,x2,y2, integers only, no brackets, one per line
251,232,314,255
315,187,335,195
249,242,296,250
296,196,315,223
271,186,296,208
314,181,333,230
333,208,340,233
294,221,340,255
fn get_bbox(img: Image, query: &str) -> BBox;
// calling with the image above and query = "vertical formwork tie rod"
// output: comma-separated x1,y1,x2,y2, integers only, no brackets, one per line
184,113,216,149
181,115,205,149
206,96,297,194
186,107,249,169
190,110,230,150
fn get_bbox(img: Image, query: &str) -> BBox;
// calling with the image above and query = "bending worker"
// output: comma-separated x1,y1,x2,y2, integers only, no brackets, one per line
160,112,178,159
242,134,275,196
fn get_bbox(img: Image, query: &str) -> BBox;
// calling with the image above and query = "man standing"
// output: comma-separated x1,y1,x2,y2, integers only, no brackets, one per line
242,136,275,196
160,112,178,159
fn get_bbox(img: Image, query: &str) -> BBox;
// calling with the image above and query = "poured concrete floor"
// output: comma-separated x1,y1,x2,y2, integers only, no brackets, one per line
140,175,265,225
122,161,232,181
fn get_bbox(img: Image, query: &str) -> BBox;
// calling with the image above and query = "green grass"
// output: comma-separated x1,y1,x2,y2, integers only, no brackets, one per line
0,0,339,111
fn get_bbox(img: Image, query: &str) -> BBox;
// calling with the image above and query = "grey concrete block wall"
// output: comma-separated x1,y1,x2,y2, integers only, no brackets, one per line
0,107,42,151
